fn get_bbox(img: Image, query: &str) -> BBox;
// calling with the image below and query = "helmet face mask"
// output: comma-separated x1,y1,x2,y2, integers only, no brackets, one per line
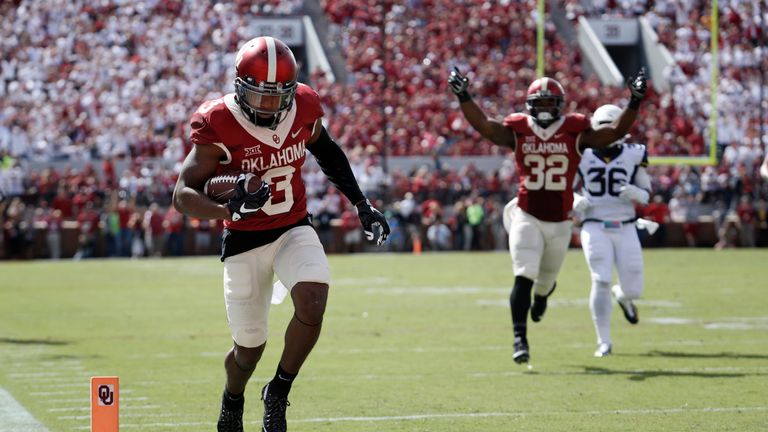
234,36,298,128
525,77,565,126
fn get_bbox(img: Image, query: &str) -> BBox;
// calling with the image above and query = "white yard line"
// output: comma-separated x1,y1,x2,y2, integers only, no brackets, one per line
67,405,768,429
0,387,50,432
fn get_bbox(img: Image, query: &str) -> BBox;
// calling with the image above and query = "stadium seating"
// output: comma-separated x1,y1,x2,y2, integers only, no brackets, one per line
0,1,766,259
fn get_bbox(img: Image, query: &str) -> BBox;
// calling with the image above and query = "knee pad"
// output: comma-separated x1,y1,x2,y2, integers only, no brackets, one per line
232,326,268,349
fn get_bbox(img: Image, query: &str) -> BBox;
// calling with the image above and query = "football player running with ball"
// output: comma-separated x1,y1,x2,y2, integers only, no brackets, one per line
173,36,389,432
574,104,652,358
448,67,647,364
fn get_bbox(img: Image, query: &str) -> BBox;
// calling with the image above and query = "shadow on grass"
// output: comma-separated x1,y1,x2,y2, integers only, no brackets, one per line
578,366,763,381
634,350,768,360
0,337,70,346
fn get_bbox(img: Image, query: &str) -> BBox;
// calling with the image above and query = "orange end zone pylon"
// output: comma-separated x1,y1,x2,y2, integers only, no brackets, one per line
91,376,119,431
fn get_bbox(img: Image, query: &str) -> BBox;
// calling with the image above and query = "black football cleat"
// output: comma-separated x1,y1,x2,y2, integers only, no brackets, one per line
513,336,530,364
531,283,556,322
530,294,548,322
261,384,290,432
612,285,639,324
217,393,244,432
618,299,639,324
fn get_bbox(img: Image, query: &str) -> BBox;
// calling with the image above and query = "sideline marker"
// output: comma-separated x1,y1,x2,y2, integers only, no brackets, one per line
91,376,119,431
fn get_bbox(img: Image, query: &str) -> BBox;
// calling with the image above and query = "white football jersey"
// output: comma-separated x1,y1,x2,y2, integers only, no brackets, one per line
577,143,648,221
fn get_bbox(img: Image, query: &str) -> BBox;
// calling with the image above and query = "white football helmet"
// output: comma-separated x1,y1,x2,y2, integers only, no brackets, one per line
591,104,625,147
590,104,622,130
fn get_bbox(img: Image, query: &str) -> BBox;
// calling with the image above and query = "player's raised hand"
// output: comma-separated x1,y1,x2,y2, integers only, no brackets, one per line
448,67,471,102
227,173,271,221
627,67,647,101
356,200,390,246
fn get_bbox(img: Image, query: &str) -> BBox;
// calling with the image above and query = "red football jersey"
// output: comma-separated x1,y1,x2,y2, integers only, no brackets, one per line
503,113,591,222
189,84,323,231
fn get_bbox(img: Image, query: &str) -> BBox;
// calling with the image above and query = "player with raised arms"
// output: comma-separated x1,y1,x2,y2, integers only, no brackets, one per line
173,36,390,432
448,67,647,364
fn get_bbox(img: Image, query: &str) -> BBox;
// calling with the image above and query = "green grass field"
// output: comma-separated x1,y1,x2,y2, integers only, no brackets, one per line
1,249,767,431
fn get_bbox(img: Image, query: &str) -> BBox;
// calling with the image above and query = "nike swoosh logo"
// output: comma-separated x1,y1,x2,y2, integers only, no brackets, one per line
239,203,261,214
290,127,302,138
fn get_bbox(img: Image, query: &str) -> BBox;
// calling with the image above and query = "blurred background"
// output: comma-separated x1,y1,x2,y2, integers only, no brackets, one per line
1,0,766,260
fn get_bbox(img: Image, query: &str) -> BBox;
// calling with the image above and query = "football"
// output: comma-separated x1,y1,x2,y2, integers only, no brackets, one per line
203,172,263,203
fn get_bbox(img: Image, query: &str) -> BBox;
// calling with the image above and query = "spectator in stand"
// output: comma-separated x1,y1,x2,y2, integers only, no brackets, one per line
162,206,184,257
129,210,146,258
116,199,134,257
466,196,485,251
736,194,756,247
45,208,63,260
426,215,452,251
192,217,213,255
74,201,100,259
755,198,768,247
143,203,166,257
340,205,363,253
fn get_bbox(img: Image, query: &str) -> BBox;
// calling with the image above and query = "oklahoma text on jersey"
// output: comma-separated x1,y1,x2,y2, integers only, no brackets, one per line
189,83,323,231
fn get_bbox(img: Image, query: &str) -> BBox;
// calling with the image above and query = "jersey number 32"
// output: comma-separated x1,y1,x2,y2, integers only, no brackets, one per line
523,154,568,191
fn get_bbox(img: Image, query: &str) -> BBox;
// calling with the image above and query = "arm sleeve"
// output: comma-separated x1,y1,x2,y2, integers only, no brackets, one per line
307,127,366,205
633,166,652,192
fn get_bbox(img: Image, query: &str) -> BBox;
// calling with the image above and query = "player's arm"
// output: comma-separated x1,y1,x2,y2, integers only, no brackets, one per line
620,151,651,205
306,119,366,205
306,120,390,244
173,144,231,220
448,67,516,149
581,68,647,149
572,169,591,213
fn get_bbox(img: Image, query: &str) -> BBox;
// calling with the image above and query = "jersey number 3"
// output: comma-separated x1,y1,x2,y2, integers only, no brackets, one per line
523,154,568,191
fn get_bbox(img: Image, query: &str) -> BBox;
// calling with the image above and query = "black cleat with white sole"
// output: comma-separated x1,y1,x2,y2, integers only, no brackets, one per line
531,283,556,322
217,393,244,432
612,285,639,324
261,384,290,432
513,336,530,364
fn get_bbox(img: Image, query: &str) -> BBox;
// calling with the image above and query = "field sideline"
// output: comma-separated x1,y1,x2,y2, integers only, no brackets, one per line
1,249,767,431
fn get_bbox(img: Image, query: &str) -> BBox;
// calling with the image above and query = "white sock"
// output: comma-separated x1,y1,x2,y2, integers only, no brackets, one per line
590,281,612,345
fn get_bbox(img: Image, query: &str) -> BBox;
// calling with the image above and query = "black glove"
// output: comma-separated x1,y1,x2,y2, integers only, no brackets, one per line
448,67,471,102
226,173,271,221
355,200,390,246
627,67,647,108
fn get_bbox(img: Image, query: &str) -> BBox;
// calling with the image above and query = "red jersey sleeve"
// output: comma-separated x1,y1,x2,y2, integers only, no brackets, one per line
562,113,590,133
189,99,224,145
294,84,324,129
502,112,528,132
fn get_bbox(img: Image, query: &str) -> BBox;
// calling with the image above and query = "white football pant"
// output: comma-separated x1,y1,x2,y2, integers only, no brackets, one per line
507,205,573,296
580,221,643,345
222,225,330,348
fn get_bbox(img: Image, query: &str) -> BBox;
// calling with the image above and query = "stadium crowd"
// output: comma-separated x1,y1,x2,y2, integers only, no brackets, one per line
1,0,767,259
